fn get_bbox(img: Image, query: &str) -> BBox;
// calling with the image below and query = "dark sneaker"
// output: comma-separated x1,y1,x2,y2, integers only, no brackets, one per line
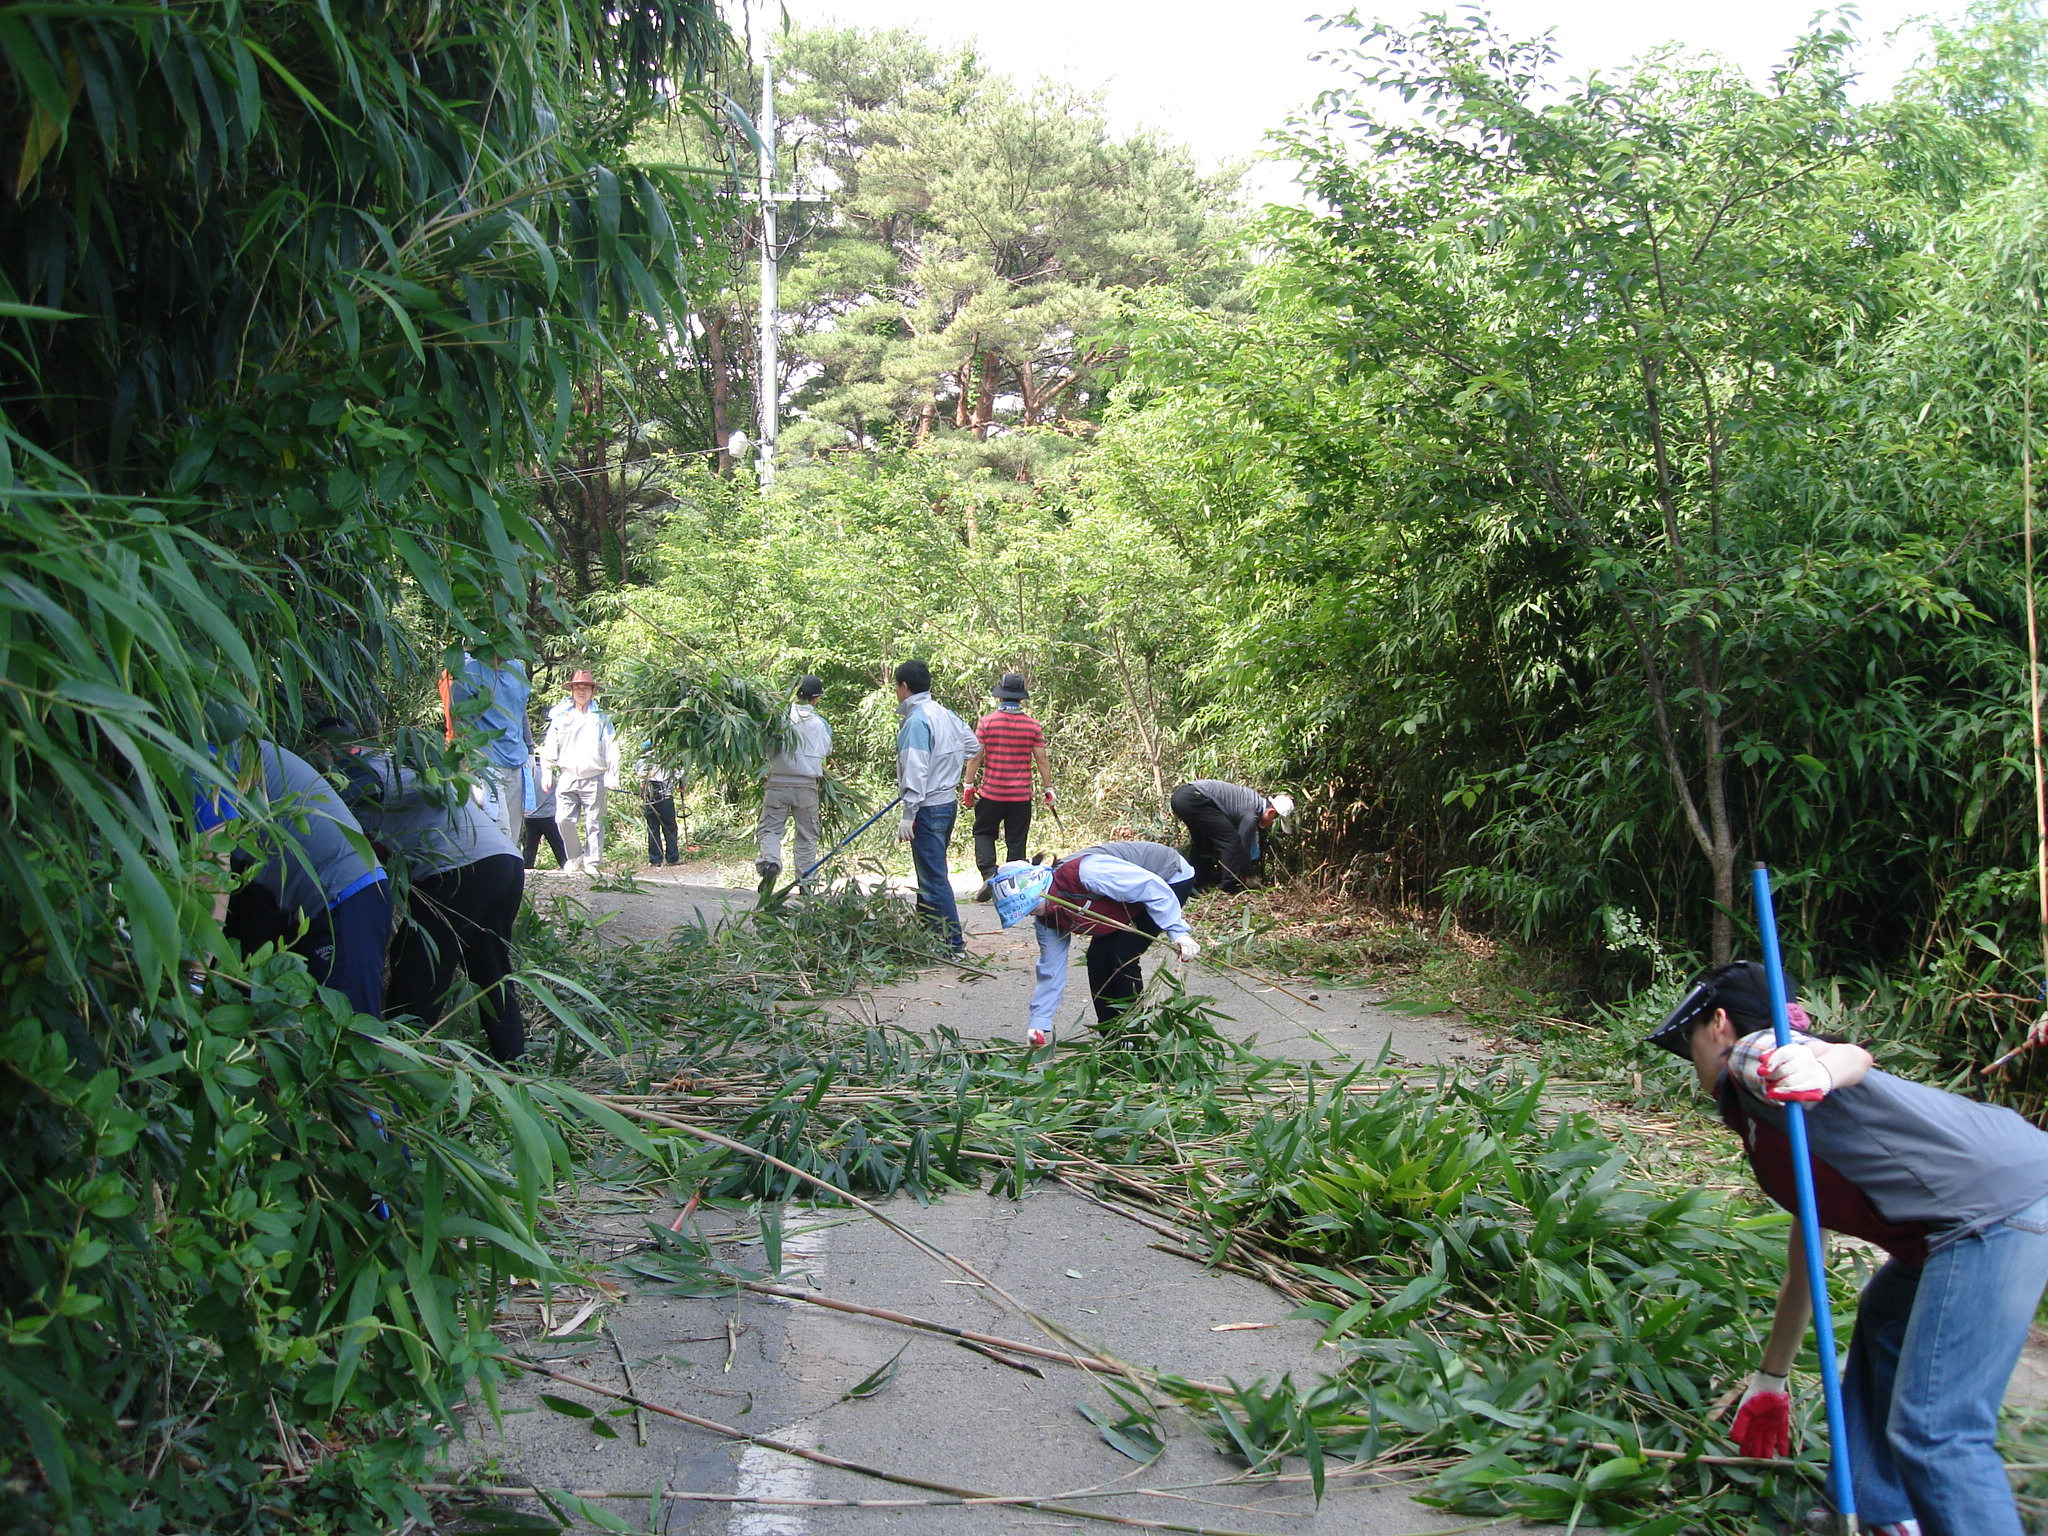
973,881,994,903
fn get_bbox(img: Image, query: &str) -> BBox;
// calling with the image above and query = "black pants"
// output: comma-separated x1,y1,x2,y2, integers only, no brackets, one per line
973,797,1033,875
385,854,526,1061
1086,875,1196,1021
522,816,566,869
1170,784,1251,893
644,794,679,863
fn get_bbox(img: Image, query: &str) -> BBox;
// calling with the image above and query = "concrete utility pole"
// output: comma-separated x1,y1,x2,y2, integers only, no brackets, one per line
756,40,779,488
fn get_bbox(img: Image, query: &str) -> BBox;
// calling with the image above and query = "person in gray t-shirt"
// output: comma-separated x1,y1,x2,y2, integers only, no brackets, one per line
331,751,528,1062
1648,960,2048,1536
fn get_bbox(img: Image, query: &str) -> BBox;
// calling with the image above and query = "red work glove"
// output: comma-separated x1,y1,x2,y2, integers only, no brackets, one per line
1043,788,1056,807
1729,1371,1790,1458
961,785,978,808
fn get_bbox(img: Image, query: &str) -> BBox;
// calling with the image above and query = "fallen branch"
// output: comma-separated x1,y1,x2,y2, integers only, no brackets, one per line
1527,1432,1813,1472
585,1092,1151,1393
515,1362,1324,1536
731,1278,1231,1395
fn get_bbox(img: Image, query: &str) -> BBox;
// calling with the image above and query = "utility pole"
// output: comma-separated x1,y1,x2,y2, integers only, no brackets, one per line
756,39,779,488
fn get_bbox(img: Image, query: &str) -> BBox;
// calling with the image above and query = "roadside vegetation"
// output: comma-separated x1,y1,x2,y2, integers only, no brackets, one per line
13,2,2048,1533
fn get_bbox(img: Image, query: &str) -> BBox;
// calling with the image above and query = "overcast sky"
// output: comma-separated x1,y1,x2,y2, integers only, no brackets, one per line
748,0,1951,200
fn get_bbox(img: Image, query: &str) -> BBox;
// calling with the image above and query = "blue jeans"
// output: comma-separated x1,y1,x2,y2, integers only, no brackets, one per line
910,801,963,951
1840,1191,2048,1534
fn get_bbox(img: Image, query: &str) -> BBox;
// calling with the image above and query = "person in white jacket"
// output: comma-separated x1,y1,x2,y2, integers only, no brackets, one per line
991,841,1201,1048
539,668,620,874
757,675,833,895
892,659,978,952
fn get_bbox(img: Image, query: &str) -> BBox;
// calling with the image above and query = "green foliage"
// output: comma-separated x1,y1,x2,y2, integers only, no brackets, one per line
596,448,1210,827
757,25,1241,474
0,0,729,1527
587,921,1824,1531
1088,6,2048,1005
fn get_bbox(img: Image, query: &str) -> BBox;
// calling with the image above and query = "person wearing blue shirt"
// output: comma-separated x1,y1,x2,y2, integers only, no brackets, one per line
447,653,531,839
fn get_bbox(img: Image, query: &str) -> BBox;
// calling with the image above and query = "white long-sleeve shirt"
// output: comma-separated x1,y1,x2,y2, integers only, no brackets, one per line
540,699,620,788
1029,852,1193,1040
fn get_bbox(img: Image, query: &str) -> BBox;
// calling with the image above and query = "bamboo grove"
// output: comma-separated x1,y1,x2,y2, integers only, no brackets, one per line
0,1,729,1528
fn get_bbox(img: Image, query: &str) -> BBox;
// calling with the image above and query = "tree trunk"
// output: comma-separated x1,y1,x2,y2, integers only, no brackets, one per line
707,313,733,477
972,351,999,439
953,363,971,429
915,395,935,444
1019,360,1038,426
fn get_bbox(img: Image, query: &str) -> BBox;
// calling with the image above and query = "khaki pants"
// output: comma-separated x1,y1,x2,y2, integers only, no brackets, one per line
556,777,608,871
757,779,821,878
489,762,523,841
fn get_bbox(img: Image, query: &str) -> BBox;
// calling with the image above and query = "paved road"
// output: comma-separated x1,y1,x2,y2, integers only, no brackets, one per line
459,871,1574,1534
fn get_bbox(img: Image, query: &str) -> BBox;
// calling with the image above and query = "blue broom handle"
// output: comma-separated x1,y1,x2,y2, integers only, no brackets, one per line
1752,863,1857,1525
795,794,904,883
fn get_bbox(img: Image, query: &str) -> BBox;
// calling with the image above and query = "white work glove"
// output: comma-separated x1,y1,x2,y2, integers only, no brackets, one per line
1759,1041,1833,1103
1173,934,1201,963
1027,1025,1053,1048
896,812,916,842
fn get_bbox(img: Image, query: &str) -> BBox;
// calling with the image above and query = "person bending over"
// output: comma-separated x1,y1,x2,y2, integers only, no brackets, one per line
1649,960,2048,1536
347,752,527,1063
196,733,390,1018
1169,778,1294,893
992,841,1201,1048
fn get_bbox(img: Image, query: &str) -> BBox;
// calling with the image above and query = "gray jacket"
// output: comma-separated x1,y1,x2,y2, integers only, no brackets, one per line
1184,780,1271,866
350,754,520,877
1734,1064,2048,1250
766,704,832,786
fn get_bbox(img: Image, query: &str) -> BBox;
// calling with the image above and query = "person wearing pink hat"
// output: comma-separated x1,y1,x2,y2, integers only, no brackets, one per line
539,668,619,873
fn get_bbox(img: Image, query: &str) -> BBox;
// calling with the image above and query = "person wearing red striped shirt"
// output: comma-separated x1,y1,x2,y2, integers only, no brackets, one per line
962,672,1054,901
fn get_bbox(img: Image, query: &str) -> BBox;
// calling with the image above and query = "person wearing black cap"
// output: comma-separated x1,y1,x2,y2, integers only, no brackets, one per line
756,676,832,895
1648,960,2048,1536
961,672,1053,901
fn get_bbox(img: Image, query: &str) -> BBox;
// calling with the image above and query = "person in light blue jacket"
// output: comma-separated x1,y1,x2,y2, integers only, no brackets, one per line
892,659,978,952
